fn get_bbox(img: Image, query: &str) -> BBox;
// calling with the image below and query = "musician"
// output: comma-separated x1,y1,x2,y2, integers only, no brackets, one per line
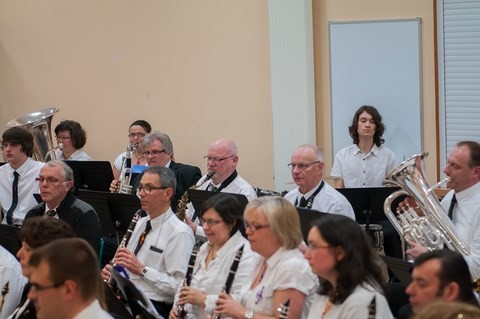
411,301,480,319
331,105,396,188
169,193,260,319
24,160,102,253
111,131,202,210
0,246,26,319
284,144,355,219
53,120,91,160
27,238,112,319
397,250,477,319
112,120,151,179
406,141,480,279
184,138,257,236
11,216,76,319
0,127,44,226
213,197,317,319
101,166,195,318
305,215,394,319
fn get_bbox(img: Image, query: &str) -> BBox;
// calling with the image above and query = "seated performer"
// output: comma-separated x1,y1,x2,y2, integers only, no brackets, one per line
54,120,91,160
304,214,394,318
112,120,151,179
24,160,102,253
284,144,355,219
27,238,112,318
331,105,396,188
0,245,26,319
101,166,195,318
213,197,317,319
169,193,260,319
0,127,44,226
183,138,257,236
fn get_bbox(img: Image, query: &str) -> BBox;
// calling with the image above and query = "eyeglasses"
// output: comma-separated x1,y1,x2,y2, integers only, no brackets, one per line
201,219,223,227
128,133,146,139
143,150,166,156
203,154,236,163
287,161,321,170
137,184,169,195
306,243,332,251
55,136,71,141
244,222,270,232
30,281,65,292
36,177,65,185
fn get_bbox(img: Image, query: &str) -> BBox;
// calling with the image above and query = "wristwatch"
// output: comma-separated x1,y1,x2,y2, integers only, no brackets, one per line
141,266,149,276
244,310,254,319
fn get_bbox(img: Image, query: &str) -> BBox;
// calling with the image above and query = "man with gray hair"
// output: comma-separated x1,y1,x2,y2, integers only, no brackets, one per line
284,144,355,219
24,160,102,252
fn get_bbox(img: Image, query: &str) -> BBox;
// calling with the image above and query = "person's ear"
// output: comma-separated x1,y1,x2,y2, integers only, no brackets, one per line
441,282,460,302
62,279,78,301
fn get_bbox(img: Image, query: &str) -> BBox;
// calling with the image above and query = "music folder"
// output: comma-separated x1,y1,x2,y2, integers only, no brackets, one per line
381,255,412,285
64,160,114,192
0,224,20,256
296,208,330,242
187,189,249,215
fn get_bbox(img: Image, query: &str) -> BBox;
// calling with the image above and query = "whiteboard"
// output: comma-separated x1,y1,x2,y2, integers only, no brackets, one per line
329,19,422,164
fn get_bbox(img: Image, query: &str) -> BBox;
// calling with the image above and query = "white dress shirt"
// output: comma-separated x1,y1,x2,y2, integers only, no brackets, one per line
55,149,91,161
307,284,394,319
331,144,396,188
238,247,318,319
73,299,113,319
126,208,195,303
173,231,261,318
441,182,480,279
284,181,355,220
0,158,44,225
0,246,27,319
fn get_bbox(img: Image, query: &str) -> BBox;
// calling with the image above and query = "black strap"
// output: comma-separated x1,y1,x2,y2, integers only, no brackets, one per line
134,220,152,255
216,170,238,192
6,171,19,225
448,194,457,220
294,181,325,209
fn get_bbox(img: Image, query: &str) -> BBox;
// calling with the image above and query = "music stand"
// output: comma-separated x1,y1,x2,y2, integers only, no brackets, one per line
0,224,20,256
381,255,412,285
111,267,163,319
187,189,249,216
64,160,114,192
0,162,6,167
296,208,330,242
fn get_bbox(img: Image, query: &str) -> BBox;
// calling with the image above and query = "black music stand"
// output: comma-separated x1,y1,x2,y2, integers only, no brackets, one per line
64,160,114,192
296,208,330,242
0,224,20,256
381,255,412,285
111,268,163,319
187,189,249,218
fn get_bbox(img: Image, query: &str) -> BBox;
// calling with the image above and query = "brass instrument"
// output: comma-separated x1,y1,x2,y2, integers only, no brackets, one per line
176,171,215,221
0,281,9,315
277,298,290,319
383,152,470,257
106,209,142,287
116,144,134,194
6,108,59,162
177,243,200,319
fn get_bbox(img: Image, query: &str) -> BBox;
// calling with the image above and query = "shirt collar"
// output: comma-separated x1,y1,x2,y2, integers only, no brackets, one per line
298,180,323,198
455,181,480,202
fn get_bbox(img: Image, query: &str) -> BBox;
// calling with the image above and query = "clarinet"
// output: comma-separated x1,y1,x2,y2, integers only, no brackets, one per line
177,244,200,319
0,281,9,314
106,209,142,287
9,299,31,319
212,244,245,319
277,298,290,319
367,296,376,319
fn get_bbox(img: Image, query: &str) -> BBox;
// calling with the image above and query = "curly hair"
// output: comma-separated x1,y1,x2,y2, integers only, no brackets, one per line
348,105,385,147
54,120,87,149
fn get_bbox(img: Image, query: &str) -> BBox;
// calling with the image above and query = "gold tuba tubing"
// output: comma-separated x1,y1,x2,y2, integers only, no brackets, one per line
383,152,470,257
6,108,59,162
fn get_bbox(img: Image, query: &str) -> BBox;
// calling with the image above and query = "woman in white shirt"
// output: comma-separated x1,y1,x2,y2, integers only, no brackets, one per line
304,214,394,319
213,196,317,319
54,120,92,161
169,193,259,319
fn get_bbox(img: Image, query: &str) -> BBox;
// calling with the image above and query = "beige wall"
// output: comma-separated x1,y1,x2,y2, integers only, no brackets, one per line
0,0,440,188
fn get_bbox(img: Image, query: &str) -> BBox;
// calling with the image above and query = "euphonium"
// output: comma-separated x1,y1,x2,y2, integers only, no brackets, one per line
116,144,134,194
0,281,9,315
106,209,142,287
383,152,470,257
6,108,59,162
176,171,215,221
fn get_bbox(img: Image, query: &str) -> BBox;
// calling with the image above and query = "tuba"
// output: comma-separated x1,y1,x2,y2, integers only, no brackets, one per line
383,152,470,257
6,108,59,162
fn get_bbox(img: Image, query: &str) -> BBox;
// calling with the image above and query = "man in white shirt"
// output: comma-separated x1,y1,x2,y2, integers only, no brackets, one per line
102,166,195,318
27,238,112,319
284,144,355,219
331,105,396,188
407,141,480,279
0,127,44,226
184,138,257,236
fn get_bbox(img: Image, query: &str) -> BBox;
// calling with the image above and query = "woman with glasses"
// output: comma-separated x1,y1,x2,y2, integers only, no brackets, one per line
304,214,393,319
213,196,317,319
54,120,91,161
112,120,152,179
169,193,259,319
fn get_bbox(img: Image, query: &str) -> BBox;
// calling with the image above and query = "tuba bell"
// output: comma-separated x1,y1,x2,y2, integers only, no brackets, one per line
6,108,59,162
383,152,470,257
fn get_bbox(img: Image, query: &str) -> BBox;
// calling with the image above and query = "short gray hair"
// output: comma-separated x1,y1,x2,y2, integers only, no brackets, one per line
143,166,177,198
143,131,174,156
45,160,74,182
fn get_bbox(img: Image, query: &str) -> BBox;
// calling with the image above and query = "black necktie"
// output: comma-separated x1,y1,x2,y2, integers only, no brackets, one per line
207,183,218,192
6,171,20,225
448,194,457,220
46,210,57,217
299,196,308,208
134,221,152,255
